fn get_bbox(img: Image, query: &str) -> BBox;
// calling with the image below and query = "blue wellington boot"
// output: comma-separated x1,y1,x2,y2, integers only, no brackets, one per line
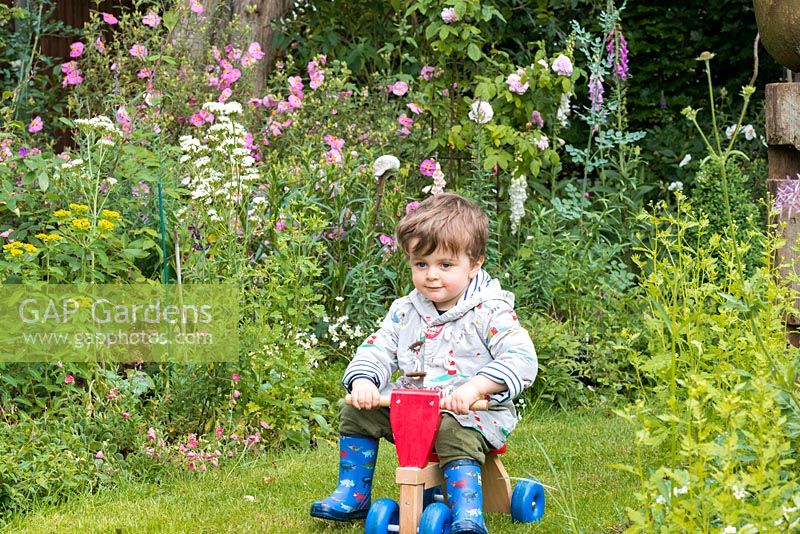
443,459,489,534
310,434,378,521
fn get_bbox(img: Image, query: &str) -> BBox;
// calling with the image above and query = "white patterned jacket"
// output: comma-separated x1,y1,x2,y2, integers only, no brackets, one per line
343,270,538,448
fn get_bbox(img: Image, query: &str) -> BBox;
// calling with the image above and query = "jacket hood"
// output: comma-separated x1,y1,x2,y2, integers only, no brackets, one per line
409,269,515,323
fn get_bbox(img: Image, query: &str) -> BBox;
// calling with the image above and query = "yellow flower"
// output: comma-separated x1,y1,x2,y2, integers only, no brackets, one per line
54,209,72,218
23,243,38,253
69,203,90,213
98,220,115,232
8,248,22,257
101,209,121,220
71,218,91,231
36,233,63,242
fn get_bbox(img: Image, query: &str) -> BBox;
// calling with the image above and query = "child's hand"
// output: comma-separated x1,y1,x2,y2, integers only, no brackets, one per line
350,379,381,410
440,383,482,415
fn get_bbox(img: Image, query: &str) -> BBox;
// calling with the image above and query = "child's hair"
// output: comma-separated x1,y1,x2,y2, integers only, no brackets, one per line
396,193,488,262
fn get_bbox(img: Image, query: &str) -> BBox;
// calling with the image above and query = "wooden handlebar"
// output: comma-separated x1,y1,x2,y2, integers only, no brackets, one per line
345,394,489,411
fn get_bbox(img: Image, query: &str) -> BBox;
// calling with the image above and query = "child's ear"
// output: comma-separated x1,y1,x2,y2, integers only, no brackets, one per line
470,256,485,277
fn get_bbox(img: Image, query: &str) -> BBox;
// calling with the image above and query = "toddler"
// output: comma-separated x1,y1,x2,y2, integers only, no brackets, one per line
310,193,538,534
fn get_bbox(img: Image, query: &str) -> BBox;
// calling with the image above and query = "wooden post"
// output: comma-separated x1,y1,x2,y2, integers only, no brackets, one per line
766,82,800,342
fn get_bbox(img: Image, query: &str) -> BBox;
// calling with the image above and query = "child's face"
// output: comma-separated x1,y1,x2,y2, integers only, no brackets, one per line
407,241,484,311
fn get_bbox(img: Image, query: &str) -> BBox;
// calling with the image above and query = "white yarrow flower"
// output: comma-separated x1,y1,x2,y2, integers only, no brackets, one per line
732,484,746,500
469,100,494,125
668,181,683,192
373,155,400,178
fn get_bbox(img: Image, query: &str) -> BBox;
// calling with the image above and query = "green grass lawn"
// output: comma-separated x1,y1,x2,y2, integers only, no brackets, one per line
3,406,656,533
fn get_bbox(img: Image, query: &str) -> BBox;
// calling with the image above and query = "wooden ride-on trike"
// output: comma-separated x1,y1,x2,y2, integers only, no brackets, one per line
346,388,545,534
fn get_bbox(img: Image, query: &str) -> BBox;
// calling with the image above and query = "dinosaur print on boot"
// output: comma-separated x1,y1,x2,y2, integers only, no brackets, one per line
310,435,378,522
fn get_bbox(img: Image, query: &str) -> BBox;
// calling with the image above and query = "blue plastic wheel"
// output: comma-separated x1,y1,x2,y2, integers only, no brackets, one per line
365,498,399,534
423,485,445,508
511,478,545,523
419,502,452,534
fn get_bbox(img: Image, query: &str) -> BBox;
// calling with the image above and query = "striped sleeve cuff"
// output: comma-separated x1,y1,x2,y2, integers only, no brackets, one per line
477,360,524,400
342,360,387,392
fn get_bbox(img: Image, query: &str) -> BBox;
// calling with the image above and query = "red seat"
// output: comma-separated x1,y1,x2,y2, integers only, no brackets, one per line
488,444,507,455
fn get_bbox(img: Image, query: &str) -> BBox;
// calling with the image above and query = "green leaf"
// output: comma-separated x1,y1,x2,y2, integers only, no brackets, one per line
425,23,440,40
162,9,178,32
37,173,49,192
467,43,482,62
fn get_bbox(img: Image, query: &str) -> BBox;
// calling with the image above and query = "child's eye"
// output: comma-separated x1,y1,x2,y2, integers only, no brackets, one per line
414,262,427,268
441,263,452,270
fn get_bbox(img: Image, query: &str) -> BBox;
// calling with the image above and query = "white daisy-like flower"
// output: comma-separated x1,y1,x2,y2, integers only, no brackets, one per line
469,100,494,124
372,155,400,178
732,484,746,500
742,124,756,141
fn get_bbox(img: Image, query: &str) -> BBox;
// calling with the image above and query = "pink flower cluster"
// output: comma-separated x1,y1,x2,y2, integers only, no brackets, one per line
142,12,160,28
61,61,83,87
379,234,397,256
116,106,133,135
397,113,413,137
552,54,573,77
241,42,265,67
129,44,148,60
441,7,459,23
189,109,215,127
506,68,529,95
0,139,12,162
308,55,326,89
324,134,344,165
530,110,544,129
257,73,307,142
420,65,442,81
588,72,604,112
69,42,84,58
205,43,263,101
190,0,204,14
606,29,629,80
28,116,43,133
419,159,437,177
390,81,408,96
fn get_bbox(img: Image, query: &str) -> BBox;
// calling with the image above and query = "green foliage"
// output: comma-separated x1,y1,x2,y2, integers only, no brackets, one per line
690,158,764,272
0,0,75,127
620,198,800,530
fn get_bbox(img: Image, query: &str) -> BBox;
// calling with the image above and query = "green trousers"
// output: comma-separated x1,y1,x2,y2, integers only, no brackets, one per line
339,402,492,466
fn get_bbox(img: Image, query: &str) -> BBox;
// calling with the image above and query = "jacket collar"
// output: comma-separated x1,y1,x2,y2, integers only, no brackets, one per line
409,269,511,324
